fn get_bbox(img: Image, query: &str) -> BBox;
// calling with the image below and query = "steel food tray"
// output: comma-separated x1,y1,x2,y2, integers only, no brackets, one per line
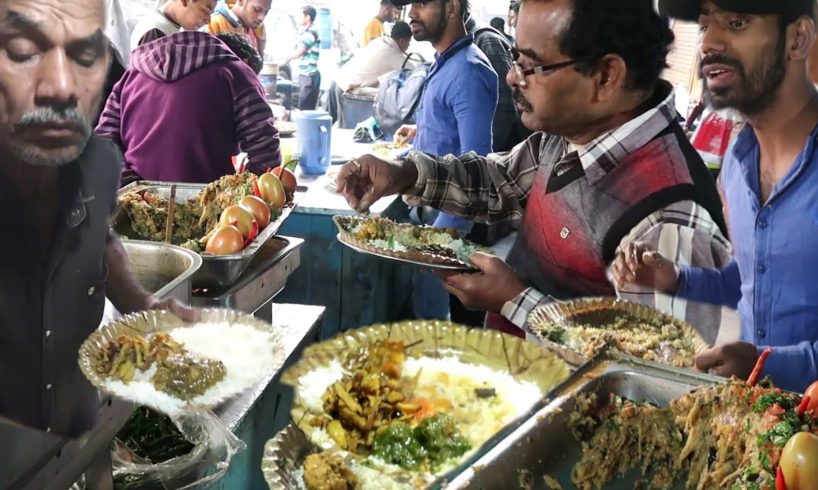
442,354,723,489
113,181,297,288
122,240,202,304
192,236,303,312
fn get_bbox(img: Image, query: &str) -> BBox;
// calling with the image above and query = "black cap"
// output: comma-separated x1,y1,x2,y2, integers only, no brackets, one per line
390,0,413,6
659,0,815,21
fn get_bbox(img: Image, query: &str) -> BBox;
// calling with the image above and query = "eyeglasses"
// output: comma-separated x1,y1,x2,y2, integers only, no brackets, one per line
510,48,584,88
512,59,581,88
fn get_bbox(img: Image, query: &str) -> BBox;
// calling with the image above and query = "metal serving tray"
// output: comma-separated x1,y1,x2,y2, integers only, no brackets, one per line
441,355,723,490
122,240,202,304
192,236,303,313
113,181,297,288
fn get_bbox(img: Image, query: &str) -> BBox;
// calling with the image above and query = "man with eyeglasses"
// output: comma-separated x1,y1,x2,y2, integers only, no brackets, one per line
337,0,731,341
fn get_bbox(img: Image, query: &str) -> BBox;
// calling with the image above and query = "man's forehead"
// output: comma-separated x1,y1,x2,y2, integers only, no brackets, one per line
247,0,272,8
516,1,571,61
0,0,105,30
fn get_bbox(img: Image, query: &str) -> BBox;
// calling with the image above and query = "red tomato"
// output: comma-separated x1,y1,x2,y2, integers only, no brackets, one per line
804,381,818,412
258,173,286,210
271,166,297,198
780,432,818,490
239,195,271,229
205,225,244,255
219,205,257,239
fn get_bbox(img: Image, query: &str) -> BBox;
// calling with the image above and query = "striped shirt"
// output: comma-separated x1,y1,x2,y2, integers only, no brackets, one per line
298,27,320,76
95,31,280,185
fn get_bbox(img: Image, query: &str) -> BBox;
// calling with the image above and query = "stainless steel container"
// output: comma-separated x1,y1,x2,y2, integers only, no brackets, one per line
442,356,722,490
192,236,303,319
114,181,296,288
122,240,202,304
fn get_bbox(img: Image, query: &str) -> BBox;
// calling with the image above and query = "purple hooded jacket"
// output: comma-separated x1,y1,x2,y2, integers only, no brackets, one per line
96,31,280,186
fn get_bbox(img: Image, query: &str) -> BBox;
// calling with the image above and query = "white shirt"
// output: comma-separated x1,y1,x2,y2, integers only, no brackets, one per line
335,37,412,92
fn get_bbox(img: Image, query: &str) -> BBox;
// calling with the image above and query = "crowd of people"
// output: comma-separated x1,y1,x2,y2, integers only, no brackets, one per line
338,0,818,393
2,3,818,488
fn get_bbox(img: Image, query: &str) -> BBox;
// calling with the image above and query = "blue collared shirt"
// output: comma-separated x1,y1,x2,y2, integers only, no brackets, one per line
413,34,498,157
678,124,818,392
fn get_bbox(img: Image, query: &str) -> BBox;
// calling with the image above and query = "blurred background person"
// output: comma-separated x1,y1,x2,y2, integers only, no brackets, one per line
329,21,414,125
490,16,513,43
208,0,272,58
364,0,401,46
96,32,280,186
130,0,216,50
281,6,323,110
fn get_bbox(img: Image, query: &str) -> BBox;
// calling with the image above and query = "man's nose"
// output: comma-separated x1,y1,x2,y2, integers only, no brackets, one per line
35,50,78,109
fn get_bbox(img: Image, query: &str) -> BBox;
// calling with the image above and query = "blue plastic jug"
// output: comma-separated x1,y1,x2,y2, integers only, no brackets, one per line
294,110,332,175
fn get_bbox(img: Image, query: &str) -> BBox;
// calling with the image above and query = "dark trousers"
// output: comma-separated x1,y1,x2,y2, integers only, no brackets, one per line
327,81,343,124
298,72,321,110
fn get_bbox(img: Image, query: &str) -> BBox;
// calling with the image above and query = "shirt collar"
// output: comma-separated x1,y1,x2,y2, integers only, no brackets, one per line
433,34,474,66
729,118,818,190
574,81,678,185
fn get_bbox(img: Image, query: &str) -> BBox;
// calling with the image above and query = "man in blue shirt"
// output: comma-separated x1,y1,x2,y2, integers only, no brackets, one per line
391,0,499,320
613,0,818,392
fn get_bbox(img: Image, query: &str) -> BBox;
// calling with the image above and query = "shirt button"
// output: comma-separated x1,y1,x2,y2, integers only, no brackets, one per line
70,208,81,219
45,330,51,338
757,265,767,273
758,220,768,229
46,427,52,433
46,384,52,391
87,286,96,296
757,329,767,339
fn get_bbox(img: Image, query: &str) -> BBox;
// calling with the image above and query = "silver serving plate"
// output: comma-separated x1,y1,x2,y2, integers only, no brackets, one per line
122,240,202,304
113,181,297,288
336,233,476,271
442,354,723,489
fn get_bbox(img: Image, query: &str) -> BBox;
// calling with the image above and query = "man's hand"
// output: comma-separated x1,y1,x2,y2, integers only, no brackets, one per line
336,154,418,213
395,124,418,146
609,241,681,293
437,253,527,313
147,297,200,323
695,342,760,379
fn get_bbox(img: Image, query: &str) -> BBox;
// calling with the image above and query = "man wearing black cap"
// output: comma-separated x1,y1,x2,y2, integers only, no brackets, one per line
613,0,818,392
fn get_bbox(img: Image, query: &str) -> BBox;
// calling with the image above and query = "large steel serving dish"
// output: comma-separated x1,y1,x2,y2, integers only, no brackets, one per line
113,181,297,288
442,355,723,489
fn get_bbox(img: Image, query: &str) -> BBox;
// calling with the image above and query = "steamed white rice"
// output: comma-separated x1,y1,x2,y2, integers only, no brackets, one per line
107,322,277,414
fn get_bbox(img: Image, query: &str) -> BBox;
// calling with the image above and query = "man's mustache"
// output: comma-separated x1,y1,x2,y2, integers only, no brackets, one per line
15,107,91,136
513,89,532,110
699,53,744,77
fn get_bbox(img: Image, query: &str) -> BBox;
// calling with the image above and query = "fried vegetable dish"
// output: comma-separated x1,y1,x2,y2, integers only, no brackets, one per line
306,340,472,474
335,216,491,266
534,308,703,368
118,173,262,251
570,378,818,489
310,341,413,452
303,452,358,490
92,333,226,401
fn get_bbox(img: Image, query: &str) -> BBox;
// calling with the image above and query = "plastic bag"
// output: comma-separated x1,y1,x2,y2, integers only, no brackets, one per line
691,109,743,171
112,409,245,490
